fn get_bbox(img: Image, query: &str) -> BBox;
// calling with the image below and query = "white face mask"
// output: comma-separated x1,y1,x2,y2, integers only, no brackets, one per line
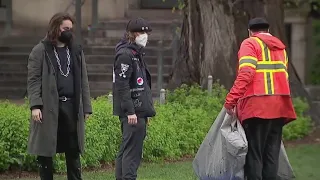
135,33,148,47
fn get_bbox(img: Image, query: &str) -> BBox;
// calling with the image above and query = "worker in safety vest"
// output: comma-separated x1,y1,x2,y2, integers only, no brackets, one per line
224,17,297,180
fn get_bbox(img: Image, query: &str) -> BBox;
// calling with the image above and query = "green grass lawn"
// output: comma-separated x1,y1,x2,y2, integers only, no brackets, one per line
4,144,320,180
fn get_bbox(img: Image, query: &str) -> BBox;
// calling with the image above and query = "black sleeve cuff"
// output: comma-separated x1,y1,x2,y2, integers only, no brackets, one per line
30,105,42,110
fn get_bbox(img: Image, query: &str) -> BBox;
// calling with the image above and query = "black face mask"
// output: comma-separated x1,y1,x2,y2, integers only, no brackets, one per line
58,30,73,44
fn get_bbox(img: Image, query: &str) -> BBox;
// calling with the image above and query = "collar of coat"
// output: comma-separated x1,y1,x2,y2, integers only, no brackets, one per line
41,37,83,56
41,37,82,69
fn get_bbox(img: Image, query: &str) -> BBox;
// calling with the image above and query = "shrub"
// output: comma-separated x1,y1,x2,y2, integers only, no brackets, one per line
0,84,313,172
0,101,32,171
282,97,313,140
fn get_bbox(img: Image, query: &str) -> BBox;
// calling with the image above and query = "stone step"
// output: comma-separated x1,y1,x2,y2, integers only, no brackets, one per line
0,36,44,45
0,35,175,47
305,85,320,101
98,19,181,31
0,45,33,53
87,72,170,82
0,88,165,99
0,33,176,47
0,28,89,45
84,46,173,56
0,63,27,72
1,80,112,90
0,81,169,92
0,87,27,99
0,62,173,75
94,29,174,39
88,81,168,91
0,44,174,54
92,19,181,39
0,71,27,81
86,55,173,66
86,64,172,74
0,54,174,66
125,9,182,20
84,38,173,47
0,79,27,87
0,71,170,82
90,89,166,98
0,53,29,62
0,81,168,99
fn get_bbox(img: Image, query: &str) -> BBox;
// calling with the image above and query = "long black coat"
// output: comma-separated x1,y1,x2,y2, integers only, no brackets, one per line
27,39,92,157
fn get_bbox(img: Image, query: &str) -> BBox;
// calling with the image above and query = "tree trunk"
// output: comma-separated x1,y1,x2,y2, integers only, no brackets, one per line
168,0,320,123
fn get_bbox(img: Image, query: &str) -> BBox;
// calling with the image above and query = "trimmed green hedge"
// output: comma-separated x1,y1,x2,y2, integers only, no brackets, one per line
0,84,313,172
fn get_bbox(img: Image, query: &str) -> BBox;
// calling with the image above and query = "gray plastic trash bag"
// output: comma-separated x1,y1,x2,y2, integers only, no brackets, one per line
278,141,295,180
192,108,247,180
192,108,295,180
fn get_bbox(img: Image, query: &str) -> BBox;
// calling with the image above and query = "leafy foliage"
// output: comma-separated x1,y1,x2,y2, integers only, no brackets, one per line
0,84,313,172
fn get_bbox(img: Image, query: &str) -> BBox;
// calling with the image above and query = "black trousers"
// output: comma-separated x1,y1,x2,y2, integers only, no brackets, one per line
243,118,284,180
37,100,82,180
115,117,147,180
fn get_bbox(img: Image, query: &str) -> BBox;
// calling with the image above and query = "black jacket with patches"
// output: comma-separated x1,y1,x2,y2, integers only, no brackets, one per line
112,38,156,118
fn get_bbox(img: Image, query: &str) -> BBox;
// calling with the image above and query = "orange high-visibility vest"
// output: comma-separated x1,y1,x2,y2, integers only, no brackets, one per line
238,37,290,98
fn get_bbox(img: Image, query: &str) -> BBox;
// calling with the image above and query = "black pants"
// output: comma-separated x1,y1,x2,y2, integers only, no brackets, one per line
115,117,147,180
37,100,82,180
243,118,284,180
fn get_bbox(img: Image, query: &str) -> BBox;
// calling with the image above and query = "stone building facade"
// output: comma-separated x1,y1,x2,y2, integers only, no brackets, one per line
0,0,311,84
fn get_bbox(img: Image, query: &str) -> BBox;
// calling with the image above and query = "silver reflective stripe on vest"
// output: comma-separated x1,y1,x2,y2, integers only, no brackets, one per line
239,59,257,66
256,63,287,70
262,42,270,61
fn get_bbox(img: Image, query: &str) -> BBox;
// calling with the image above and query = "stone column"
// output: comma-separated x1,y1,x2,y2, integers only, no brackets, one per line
290,22,307,83
285,8,308,84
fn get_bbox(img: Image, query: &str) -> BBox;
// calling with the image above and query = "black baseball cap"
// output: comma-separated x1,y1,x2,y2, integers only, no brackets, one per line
248,17,269,30
126,17,152,33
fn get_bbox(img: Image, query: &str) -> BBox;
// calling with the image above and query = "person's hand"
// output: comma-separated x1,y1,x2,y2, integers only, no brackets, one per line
128,114,138,125
146,117,150,126
226,108,236,117
32,109,42,123
85,114,90,120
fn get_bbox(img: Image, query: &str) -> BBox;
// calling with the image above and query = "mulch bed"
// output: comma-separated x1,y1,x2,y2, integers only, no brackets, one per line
285,127,320,147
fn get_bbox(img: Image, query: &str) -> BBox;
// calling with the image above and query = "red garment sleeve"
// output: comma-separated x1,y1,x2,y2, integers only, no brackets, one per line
224,39,258,110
